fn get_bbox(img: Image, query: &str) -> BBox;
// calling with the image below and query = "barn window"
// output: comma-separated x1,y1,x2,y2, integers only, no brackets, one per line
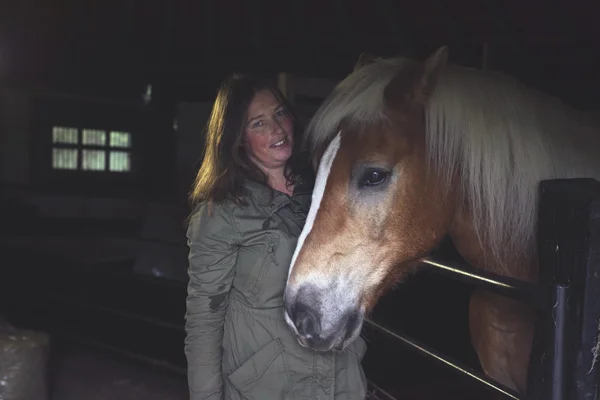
51,126,132,172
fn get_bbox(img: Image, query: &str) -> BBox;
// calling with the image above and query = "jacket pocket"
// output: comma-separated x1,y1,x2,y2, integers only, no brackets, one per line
227,338,292,400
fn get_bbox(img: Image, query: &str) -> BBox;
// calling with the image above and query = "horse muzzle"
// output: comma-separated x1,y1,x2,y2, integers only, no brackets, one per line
283,284,364,352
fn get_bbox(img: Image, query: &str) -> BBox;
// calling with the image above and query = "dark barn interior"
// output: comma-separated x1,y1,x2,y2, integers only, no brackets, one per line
0,0,599,399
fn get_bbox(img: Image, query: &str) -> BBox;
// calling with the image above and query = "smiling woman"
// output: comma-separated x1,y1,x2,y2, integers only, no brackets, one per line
243,89,295,194
184,73,368,400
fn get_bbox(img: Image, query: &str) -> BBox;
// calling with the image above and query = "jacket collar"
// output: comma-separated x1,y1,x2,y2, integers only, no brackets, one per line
243,175,313,216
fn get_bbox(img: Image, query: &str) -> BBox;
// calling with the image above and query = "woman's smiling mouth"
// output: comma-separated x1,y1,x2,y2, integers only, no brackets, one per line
270,137,288,148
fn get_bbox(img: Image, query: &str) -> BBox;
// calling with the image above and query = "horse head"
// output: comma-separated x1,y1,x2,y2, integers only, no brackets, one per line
284,46,457,351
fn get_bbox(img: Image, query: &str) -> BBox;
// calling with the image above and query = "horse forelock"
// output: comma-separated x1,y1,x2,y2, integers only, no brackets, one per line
304,57,413,168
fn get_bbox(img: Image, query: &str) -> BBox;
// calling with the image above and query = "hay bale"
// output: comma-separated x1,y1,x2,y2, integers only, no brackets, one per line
0,320,50,400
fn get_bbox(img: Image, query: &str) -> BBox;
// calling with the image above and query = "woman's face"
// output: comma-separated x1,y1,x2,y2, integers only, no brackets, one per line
243,89,294,174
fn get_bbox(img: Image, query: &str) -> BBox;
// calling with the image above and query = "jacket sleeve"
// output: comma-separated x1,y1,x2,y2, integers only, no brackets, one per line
185,202,239,400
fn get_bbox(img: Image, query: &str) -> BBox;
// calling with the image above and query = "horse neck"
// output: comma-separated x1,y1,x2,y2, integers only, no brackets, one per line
448,204,539,283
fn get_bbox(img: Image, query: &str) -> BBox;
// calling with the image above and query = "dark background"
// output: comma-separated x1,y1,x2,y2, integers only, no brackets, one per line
2,0,599,107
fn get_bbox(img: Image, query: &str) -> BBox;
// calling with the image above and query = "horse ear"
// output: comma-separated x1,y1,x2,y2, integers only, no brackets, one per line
384,46,449,107
354,52,377,71
412,46,449,104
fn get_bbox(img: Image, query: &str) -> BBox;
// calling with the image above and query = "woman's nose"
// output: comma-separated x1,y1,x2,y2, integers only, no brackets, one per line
271,120,284,134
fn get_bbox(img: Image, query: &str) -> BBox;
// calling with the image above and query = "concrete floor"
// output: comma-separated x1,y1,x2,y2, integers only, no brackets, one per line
48,341,189,400
46,341,400,400
0,238,488,400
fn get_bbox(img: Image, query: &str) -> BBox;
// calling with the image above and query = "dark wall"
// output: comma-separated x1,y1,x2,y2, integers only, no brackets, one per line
26,94,177,200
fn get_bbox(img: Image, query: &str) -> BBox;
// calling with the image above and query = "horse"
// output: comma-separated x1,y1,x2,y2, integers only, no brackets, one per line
283,45,600,394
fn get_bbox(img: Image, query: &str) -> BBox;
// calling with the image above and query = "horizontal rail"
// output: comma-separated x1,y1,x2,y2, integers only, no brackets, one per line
364,319,522,400
46,291,185,332
365,381,398,400
421,258,553,312
50,328,188,375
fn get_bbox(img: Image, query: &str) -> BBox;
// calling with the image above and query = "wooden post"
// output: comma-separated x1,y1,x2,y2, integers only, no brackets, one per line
277,72,295,105
528,178,600,400
482,42,489,71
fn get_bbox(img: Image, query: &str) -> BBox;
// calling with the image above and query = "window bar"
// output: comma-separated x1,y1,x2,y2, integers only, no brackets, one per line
77,128,82,170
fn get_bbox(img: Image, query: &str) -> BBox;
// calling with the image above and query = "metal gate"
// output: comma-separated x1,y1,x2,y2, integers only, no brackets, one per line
364,178,600,400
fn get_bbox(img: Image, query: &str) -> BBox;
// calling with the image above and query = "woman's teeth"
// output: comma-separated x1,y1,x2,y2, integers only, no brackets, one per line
271,138,286,148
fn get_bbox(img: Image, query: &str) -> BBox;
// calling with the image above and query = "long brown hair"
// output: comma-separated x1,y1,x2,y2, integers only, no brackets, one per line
189,73,309,210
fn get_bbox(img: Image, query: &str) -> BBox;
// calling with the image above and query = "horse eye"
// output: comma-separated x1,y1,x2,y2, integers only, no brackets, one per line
359,168,389,187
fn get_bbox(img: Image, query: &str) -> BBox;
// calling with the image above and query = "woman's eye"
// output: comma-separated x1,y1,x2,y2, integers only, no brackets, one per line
275,109,286,118
252,120,264,128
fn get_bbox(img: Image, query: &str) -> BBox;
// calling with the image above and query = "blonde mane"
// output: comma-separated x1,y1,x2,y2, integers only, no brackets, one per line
304,56,600,268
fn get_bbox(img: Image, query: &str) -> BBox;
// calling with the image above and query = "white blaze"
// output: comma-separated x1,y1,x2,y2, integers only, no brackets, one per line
284,131,365,347
287,131,342,282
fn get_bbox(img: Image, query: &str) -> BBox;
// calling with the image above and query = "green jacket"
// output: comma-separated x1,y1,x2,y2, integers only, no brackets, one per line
185,178,367,400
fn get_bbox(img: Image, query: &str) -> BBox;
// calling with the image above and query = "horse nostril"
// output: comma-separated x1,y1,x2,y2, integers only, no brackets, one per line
293,301,322,340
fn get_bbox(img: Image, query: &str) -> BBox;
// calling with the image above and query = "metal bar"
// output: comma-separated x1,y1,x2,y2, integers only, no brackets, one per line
366,380,398,400
421,258,553,312
365,319,521,400
46,291,184,332
49,328,188,375
550,285,569,400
